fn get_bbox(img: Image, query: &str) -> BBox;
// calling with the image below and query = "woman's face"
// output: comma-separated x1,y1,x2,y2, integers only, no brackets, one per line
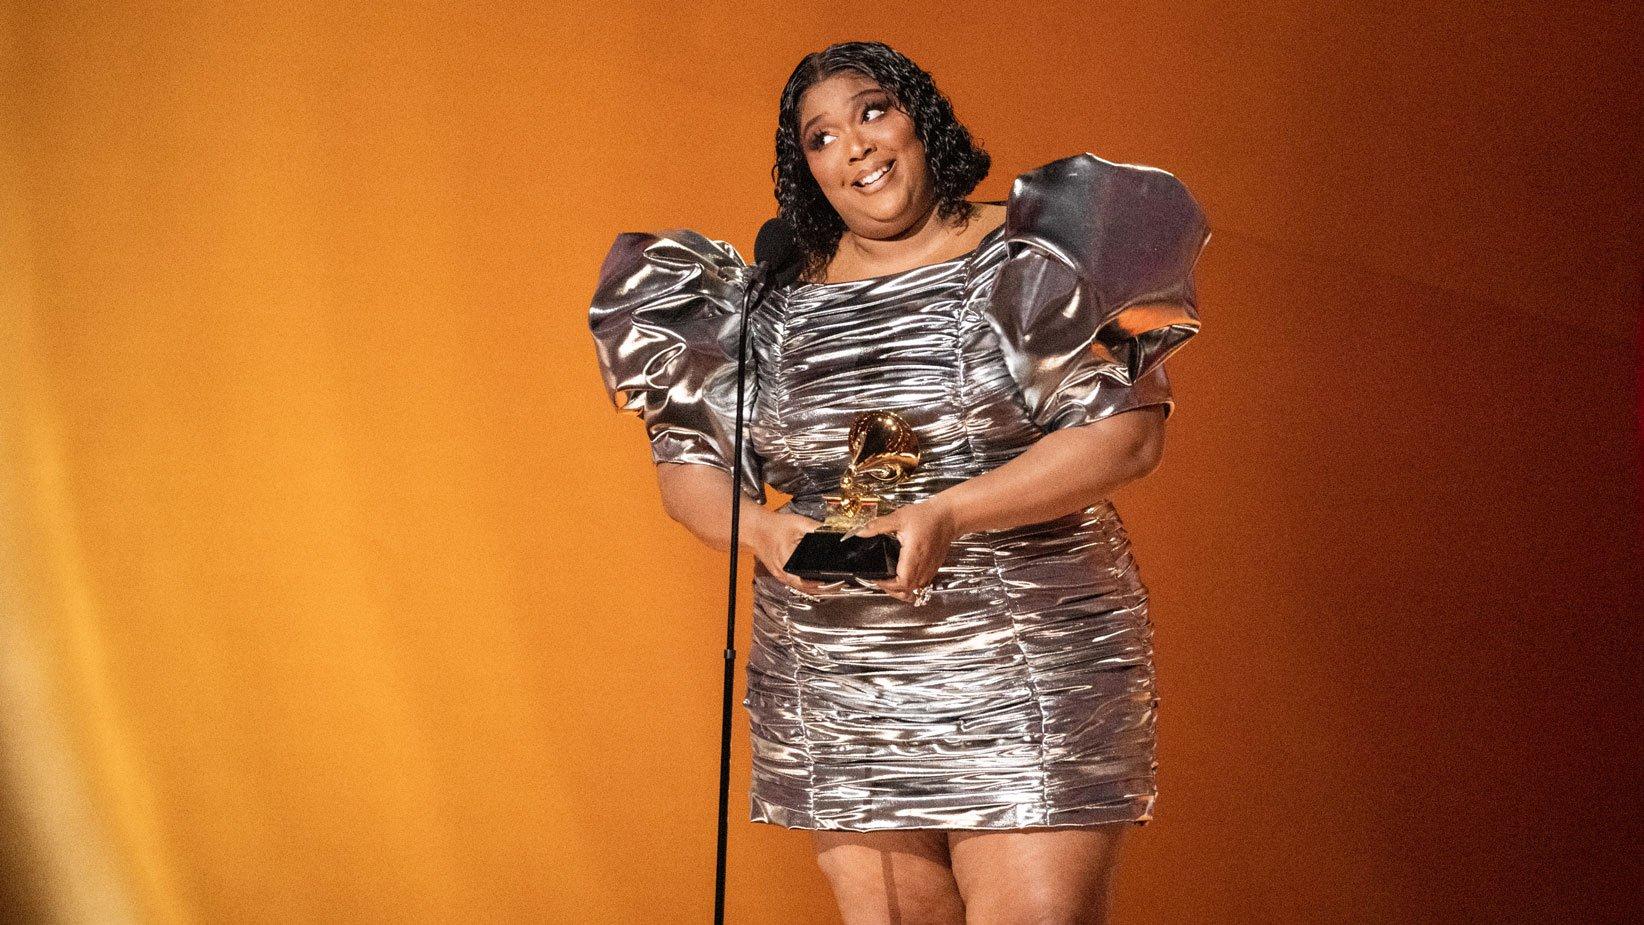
797,72,934,240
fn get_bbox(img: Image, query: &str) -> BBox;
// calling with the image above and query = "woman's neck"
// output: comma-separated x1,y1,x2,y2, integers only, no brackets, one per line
816,201,990,284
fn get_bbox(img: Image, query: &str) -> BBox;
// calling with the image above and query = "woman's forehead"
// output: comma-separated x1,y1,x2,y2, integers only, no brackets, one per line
799,72,886,115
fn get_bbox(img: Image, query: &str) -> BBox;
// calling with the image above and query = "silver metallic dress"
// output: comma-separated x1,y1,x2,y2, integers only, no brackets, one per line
589,153,1209,830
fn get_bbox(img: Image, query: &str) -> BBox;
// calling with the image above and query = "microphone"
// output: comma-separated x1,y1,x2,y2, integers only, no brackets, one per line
716,214,796,925
754,216,802,288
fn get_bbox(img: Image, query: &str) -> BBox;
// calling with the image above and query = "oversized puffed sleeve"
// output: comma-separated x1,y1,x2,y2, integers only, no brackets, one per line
587,228,766,502
983,152,1210,431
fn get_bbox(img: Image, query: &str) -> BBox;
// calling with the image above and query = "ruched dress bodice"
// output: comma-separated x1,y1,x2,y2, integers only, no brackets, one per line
749,224,1054,516
588,152,1210,829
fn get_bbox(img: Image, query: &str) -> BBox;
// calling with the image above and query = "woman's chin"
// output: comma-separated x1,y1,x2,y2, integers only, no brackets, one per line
852,194,915,227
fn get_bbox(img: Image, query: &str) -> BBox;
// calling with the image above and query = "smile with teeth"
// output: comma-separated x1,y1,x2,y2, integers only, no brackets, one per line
854,160,894,190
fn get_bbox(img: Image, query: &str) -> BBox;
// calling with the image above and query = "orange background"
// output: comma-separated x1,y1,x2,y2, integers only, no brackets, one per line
2,2,1638,923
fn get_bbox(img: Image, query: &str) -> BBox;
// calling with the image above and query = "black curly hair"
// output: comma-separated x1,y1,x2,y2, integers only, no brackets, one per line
774,41,992,284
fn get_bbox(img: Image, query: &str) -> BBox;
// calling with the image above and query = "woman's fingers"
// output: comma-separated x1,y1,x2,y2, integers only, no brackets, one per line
851,511,898,538
862,515,910,596
782,563,831,593
764,516,829,594
784,575,825,595
783,508,942,602
872,540,925,599
882,543,945,600
894,545,918,591
776,562,845,596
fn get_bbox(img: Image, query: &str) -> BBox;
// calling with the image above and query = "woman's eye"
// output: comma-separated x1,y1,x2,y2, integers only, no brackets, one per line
808,101,890,149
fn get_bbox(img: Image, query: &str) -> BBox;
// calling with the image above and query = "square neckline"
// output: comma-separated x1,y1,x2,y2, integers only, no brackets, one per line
796,201,1009,290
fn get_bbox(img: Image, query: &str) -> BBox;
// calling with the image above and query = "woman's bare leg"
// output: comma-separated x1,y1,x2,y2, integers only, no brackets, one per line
811,829,967,925
947,823,1129,924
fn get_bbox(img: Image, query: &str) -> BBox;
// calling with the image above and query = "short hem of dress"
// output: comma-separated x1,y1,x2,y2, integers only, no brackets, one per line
748,797,1155,832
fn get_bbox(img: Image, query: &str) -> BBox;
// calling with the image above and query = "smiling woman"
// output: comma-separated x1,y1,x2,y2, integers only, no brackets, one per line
587,39,1209,924
776,48,998,288
800,79,935,250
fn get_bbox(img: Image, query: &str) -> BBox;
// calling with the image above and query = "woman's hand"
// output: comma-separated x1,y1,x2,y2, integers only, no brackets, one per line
744,509,847,597
850,496,961,603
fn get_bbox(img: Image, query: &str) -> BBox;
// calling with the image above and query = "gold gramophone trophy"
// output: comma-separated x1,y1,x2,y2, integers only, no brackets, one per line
783,410,921,581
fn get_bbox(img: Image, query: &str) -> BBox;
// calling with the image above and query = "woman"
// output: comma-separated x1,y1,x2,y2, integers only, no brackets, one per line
589,41,1208,924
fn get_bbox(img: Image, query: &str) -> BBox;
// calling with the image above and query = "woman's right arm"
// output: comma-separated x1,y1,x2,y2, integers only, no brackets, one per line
655,462,840,595
588,230,836,593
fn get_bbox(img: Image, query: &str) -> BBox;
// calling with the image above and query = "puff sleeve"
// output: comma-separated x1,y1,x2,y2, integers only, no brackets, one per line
587,228,767,502
982,152,1210,431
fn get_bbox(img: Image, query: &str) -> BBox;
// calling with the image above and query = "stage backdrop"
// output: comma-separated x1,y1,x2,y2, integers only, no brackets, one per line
2,2,1638,923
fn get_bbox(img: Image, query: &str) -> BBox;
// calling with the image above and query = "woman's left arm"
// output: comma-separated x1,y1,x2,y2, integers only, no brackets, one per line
853,406,1168,601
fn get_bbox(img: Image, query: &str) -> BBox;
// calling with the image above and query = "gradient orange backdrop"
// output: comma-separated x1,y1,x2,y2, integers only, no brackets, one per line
2,3,1638,923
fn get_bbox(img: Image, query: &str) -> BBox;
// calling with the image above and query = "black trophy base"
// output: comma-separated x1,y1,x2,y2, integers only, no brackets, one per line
782,530,901,582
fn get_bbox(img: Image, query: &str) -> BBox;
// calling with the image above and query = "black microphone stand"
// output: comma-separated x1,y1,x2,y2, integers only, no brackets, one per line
715,259,775,925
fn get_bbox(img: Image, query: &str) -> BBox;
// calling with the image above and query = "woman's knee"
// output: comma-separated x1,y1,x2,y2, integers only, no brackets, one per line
948,825,1126,924
968,884,1110,925
811,830,964,924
